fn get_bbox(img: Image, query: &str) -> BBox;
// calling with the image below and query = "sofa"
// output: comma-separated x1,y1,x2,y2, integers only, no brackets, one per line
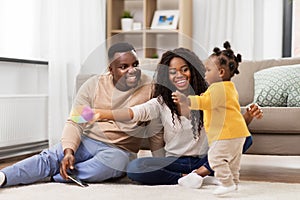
76,57,300,156
232,57,300,155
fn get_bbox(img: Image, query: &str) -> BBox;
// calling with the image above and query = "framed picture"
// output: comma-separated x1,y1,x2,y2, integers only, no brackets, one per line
150,10,179,30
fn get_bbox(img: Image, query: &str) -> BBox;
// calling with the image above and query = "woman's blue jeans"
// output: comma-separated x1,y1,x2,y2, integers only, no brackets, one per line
126,135,253,185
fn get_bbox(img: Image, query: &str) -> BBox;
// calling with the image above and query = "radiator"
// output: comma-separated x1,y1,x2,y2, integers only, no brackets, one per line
0,95,49,159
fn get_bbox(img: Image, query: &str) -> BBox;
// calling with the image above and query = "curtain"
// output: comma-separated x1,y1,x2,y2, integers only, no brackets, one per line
193,0,283,60
41,0,106,146
0,0,106,146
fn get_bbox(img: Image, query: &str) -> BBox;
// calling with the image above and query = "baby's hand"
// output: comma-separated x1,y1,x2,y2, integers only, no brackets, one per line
171,90,190,117
247,103,263,119
171,90,188,105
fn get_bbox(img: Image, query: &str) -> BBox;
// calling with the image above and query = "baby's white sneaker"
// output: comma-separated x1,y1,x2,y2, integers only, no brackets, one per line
213,184,237,195
203,175,221,185
178,172,203,189
0,171,6,187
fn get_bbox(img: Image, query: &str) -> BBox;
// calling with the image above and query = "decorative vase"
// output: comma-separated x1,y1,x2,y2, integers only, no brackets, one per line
121,18,133,31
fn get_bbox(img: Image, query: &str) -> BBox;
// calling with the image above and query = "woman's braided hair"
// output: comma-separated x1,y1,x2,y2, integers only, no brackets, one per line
152,48,207,139
211,41,242,79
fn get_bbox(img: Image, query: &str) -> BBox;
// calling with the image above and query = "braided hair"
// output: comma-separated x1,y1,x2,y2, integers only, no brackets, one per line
152,48,208,139
211,41,242,80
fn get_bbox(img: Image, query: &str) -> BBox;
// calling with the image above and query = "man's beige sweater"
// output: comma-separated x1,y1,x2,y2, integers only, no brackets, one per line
61,73,152,153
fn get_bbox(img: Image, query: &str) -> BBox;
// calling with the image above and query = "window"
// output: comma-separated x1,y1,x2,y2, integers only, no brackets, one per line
0,0,43,59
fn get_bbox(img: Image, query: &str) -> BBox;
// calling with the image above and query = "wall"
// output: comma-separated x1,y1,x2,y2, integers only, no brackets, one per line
0,58,49,159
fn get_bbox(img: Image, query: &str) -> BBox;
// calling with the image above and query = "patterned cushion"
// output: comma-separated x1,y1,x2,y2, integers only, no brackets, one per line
254,64,300,107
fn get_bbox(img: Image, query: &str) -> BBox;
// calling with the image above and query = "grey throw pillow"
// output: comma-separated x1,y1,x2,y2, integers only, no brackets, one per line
253,64,300,107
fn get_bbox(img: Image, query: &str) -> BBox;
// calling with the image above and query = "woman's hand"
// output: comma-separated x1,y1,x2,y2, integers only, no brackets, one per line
87,110,100,125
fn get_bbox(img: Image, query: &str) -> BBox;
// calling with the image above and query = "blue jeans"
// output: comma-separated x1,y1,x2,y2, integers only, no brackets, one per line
1,136,131,187
127,135,253,185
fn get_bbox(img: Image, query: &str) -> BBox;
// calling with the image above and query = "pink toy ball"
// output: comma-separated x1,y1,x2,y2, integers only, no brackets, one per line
70,106,94,123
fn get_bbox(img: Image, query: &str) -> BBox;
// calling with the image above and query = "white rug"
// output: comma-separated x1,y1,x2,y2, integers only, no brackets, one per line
1,180,300,200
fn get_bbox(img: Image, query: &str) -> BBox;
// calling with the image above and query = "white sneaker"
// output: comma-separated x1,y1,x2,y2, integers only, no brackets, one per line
178,172,203,189
203,176,221,185
0,171,6,187
213,184,237,195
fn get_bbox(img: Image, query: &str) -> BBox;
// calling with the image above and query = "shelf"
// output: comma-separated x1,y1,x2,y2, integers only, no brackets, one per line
106,0,192,59
111,29,179,34
111,29,143,34
146,29,179,34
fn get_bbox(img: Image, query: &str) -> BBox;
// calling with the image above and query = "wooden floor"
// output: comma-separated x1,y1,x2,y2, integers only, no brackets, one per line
240,154,300,183
0,154,37,169
1,153,300,184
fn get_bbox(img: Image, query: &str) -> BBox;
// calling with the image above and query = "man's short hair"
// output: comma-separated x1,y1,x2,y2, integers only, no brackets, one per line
108,42,136,61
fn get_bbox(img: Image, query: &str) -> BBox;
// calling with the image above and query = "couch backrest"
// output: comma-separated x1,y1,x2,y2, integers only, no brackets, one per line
232,57,300,106
76,57,300,107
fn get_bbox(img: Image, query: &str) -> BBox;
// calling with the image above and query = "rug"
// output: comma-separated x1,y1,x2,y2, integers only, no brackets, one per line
1,180,299,200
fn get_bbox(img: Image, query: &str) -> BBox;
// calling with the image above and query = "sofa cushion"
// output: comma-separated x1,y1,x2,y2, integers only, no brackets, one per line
253,64,300,107
241,107,300,133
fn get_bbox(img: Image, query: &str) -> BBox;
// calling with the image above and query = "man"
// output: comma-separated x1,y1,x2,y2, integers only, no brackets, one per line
0,42,157,187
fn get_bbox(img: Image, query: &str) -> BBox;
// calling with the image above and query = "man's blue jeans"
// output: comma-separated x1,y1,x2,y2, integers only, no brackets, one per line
127,135,253,185
1,135,131,187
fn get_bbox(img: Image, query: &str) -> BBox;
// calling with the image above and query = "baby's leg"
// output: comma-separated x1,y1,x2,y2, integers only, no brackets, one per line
229,138,245,185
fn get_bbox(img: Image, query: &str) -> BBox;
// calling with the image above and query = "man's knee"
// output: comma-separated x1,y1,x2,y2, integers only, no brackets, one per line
95,148,130,172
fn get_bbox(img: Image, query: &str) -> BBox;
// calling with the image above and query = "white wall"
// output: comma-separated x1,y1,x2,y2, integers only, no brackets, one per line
0,60,48,151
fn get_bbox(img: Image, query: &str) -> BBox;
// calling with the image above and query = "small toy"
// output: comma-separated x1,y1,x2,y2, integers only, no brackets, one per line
70,106,94,123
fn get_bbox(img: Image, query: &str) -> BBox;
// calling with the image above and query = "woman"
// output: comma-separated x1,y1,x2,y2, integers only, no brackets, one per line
96,47,263,185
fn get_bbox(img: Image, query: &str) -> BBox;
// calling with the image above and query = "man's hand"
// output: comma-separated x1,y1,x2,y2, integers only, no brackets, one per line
60,148,75,180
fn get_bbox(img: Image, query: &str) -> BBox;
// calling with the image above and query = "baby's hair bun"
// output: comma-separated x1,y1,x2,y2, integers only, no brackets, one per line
213,47,221,54
237,54,242,63
223,41,231,49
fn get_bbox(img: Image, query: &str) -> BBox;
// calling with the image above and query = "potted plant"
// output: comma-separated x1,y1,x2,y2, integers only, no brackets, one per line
121,10,134,31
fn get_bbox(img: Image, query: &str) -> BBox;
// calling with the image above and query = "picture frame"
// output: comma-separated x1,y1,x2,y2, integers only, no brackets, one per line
150,10,179,30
